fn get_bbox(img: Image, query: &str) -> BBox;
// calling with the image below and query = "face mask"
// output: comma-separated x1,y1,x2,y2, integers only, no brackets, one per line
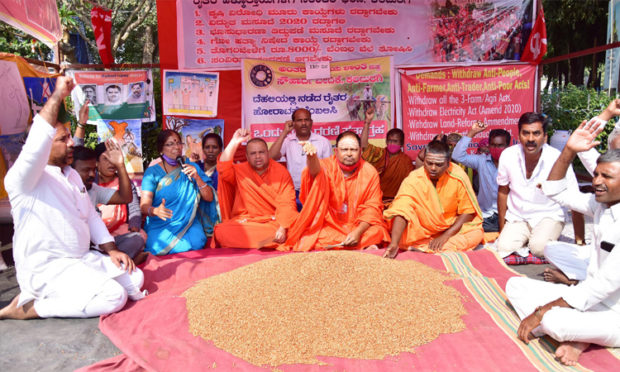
386,144,401,154
338,158,361,172
161,154,178,166
489,147,505,162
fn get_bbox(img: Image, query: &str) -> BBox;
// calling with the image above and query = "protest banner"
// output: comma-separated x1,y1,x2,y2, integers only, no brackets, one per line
96,119,144,173
177,0,530,69
400,63,536,159
163,71,220,118
0,0,61,48
69,70,156,123
243,56,392,145
165,116,225,162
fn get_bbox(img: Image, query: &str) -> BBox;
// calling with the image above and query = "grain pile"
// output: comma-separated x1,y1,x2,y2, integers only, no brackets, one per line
183,251,466,367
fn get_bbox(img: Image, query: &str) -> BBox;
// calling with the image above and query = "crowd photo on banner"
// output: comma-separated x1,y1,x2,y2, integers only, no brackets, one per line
2,0,620,370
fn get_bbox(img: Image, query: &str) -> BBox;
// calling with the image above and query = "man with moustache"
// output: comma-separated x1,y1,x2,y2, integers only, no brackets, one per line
214,129,298,249
506,123,620,365
284,131,389,251
269,108,331,210
495,112,578,258
0,76,145,320
383,140,483,258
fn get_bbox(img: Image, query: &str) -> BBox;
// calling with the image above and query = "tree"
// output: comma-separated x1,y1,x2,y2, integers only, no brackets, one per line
542,0,608,88
57,0,158,64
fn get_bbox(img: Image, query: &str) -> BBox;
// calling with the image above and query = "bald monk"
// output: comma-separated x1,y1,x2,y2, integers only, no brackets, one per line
285,131,390,251
213,129,298,249
383,140,483,258
361,106,414,205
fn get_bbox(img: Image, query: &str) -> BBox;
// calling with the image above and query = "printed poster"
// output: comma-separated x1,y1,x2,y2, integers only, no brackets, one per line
95,119,143,173
69,70,156,123
400,63,536,159
163,70,220,118
243,56,392,145
0,0,61,48
165,116,224,162
178,0,532,69
0,60,31,136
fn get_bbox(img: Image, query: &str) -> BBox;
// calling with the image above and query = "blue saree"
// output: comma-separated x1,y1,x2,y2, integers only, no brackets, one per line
142,162,220,255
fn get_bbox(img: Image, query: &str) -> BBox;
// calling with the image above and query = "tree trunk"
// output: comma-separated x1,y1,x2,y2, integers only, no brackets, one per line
142,25,155,64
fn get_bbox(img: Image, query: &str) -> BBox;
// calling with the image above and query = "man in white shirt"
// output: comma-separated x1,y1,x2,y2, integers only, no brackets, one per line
269,108,331,210
495,112,577,258
0,76,144,320
544,101,620,284
506,126,620,365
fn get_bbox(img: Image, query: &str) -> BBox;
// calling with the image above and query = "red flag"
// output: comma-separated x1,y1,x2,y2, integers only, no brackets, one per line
91,6,114,66
521,8,547,63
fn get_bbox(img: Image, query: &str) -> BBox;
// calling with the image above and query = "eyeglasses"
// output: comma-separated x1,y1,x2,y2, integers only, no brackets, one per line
164,142,183,147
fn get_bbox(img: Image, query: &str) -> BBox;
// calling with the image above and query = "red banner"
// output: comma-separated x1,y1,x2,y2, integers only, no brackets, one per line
0,0,61,48
91,6,114,66
400,64,536,159
521,8,547,63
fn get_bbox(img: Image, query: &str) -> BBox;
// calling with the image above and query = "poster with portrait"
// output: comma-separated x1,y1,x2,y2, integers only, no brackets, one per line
68,70,156,123
165,116,224,162
95,118,143,173
163,70,219,118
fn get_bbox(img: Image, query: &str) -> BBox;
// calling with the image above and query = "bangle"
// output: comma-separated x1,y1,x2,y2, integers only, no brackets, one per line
77,122,86,129
199,183,208,190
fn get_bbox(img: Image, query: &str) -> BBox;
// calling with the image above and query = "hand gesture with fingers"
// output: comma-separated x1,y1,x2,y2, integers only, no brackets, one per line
232,128,251,144
108,249,136,273
300,141,317,156
283,120,294,135
364,105,375,123
181,163,199,180
54,76,75,99
79,100,90,123
103,139,125,169
565,120,603,154
153,199,173,221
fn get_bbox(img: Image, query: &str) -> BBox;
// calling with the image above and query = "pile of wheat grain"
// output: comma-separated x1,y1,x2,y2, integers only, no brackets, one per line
183,251,466,367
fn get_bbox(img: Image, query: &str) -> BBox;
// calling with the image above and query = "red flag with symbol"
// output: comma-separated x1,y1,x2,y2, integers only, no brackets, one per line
91,6,113,66
521,8,547,63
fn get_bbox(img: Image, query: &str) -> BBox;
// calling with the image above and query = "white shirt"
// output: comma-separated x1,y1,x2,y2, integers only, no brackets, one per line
4,115,114,307
542,177,620,314
496,143,577,226
280,132,331,190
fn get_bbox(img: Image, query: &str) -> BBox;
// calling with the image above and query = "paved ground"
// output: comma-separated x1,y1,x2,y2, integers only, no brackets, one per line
0,216,589,372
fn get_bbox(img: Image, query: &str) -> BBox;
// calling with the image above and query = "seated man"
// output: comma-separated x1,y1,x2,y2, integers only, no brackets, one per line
285,131,390,251
361,106,414,205
383,140,483,258
496,112,578,258
213,129,298,249
452,121,510,232
71,144,147,264
506,140,620,366
0,76,145,320
268,108,331,210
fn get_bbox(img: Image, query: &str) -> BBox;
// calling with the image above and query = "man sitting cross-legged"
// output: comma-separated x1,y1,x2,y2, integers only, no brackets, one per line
285,131,389,251
383,140,484,258
0,76,145,320
507,121,620,366
213,129,298,249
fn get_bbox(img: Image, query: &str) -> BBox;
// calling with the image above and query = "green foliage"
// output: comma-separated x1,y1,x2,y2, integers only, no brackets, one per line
541,83,616,154
0,23,51,60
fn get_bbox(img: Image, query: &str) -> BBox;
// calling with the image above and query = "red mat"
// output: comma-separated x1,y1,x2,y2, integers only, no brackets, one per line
78,248,620,371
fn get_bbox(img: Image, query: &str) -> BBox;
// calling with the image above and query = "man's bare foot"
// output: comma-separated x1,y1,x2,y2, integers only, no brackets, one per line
555,341,590,366
364,245,379,250
0,295,39,320
543,268,577,286
133,251,149,266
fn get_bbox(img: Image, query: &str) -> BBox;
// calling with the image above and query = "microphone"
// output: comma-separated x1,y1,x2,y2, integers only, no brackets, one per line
175,156,185,166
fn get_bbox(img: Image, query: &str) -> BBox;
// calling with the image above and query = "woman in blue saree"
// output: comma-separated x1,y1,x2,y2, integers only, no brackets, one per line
140,130,220,255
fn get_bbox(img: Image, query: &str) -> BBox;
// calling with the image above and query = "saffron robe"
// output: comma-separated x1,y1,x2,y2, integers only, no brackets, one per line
362,144,414,202
384,163,483,252
214,159,298,249
285,156,390,251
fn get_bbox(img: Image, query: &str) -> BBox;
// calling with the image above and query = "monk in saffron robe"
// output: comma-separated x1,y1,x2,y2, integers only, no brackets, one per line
285,131,390,251
383,140,483,258
361,106,414,205
214,129,298,249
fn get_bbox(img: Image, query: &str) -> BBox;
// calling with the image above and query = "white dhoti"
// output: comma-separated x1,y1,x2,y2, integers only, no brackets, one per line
32,251,144,318
544,241,591,281
506,277,620,347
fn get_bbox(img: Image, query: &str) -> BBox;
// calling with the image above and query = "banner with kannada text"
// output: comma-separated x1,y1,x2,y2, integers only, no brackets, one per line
178,0,532,69
243,56,392,145
400,63,536,159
